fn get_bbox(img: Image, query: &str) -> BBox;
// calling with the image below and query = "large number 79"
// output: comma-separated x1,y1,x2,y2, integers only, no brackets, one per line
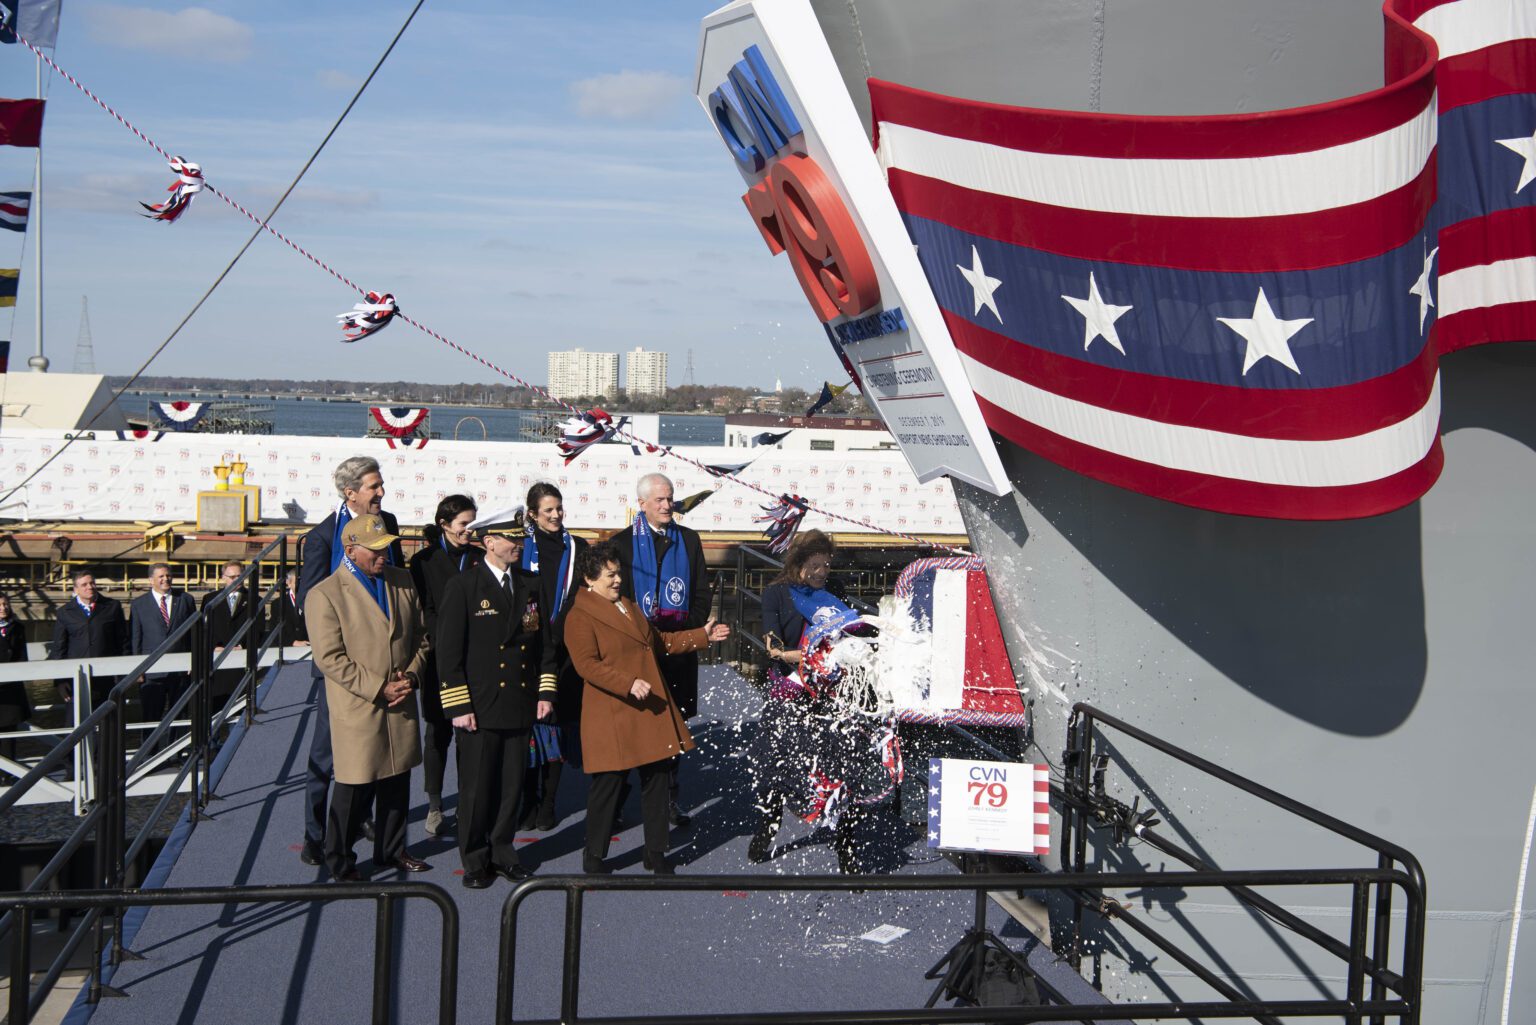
742,154,880,323
967,781,1008,807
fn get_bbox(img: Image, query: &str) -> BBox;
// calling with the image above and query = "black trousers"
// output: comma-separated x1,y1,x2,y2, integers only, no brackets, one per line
586,759,670,860
422,718,453,799
325,771,409,876
304,671,372,849
138,672,187,724
455,725,529,874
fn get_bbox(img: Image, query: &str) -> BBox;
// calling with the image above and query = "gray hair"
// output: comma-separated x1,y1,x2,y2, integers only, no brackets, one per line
333,456,381,499
636,472,673,501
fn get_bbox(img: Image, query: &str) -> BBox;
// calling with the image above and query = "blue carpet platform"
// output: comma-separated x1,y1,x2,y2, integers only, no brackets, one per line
68,661,1103,1024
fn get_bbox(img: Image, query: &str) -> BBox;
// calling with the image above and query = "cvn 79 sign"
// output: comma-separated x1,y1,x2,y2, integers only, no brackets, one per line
707,45,879,324
929,758,1052,857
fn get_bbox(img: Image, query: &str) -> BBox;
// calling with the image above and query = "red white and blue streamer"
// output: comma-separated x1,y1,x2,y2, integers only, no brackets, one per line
756,493,810,555
557,408,628,466
151,400,208,430
369,406,428,437
140,156,202,223
338,291,398,342
871,0,1536,520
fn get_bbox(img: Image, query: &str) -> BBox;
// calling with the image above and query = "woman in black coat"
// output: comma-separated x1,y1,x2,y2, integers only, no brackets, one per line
0,594,31,761
407,493,482,838
516,481,588,830
748,530,877,874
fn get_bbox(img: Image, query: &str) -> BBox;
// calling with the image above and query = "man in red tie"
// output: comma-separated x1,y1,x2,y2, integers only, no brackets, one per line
130,563,198,735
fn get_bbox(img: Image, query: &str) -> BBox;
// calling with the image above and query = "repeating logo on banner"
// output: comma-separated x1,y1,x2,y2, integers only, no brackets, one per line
928,758,1050,857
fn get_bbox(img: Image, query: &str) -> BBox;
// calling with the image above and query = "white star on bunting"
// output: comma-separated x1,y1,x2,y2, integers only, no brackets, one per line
1062,272,1134,354
1217,288,1312,376
1409,244,1438,335
1496,128,1536,193
957,245,1003,323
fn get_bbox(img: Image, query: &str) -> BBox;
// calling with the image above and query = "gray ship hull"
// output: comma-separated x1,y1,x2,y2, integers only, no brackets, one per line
804,1,1536,1020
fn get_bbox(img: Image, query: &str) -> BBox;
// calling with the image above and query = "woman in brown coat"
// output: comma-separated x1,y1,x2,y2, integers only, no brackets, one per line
564,542,728,874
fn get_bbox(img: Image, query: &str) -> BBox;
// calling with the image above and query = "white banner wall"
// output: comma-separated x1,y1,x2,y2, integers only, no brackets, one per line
0,430,965,535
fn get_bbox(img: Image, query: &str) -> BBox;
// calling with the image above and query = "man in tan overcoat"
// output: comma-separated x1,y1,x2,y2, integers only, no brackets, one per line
307,513,431,881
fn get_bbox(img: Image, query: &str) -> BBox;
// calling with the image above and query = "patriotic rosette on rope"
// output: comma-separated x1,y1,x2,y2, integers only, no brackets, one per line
384,437,428,450
869,0,1536,519
338,291,398,342
368,406,428,438
556,408,628,465
755,493,809,554
151,400,209,430
114,428,164,442
140,157,203,223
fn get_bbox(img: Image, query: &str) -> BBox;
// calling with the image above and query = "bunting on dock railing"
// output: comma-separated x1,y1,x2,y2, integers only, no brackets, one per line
368,406,428,437
140,156,202,223
152,400,208,430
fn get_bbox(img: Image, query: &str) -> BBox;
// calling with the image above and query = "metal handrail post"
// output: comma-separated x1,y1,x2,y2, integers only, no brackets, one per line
188,615,205,822
199,613,214,810
276,540,289,668
9,907,31,1024
372,893,395,1025
244,555,261,727
74,665,91,815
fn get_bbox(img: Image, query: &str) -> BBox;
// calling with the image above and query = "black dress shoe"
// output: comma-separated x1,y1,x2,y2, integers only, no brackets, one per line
642,850,675,875
335,867,367,883
360,820,377,844
390,854,432,873
462,868,495,889
668,803,691,829
494,862,532,881
582,854,611,875
535,807,557,831
299,842,323,867
518,807,539,831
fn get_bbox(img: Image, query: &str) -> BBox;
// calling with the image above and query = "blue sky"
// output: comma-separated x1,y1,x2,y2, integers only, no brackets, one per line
0,1,824,389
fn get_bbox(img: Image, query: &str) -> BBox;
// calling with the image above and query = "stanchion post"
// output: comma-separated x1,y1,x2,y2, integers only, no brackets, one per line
9,906,31,1024
244,558,261,726
188,616,205,822
372,894,395,1025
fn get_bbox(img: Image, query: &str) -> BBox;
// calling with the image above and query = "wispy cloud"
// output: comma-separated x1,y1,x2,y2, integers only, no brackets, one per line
569,70,688,121
85,5,255,61
315,69,359,92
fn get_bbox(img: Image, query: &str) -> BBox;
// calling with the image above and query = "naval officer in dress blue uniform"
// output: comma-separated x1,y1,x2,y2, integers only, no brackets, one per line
435,506,557,888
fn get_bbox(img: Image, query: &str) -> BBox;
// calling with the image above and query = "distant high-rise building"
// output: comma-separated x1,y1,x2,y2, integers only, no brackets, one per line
547,348,619,400
625,347,669,398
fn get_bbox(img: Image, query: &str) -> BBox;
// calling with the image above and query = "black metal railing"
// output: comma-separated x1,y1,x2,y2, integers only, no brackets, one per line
2,882,459,1025
0,533,293,1021
1058,703,1427,1025
497,869,1420,1025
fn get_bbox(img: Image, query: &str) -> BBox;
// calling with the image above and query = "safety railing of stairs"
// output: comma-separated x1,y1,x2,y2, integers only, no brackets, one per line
0,532,319,1021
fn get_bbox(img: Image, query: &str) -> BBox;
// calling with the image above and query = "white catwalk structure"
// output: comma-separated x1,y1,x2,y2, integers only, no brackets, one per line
696,1,1536,1023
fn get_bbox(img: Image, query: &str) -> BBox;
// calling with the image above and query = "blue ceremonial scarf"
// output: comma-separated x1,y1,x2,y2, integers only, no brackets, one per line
330,503,353,574
332,502,395,574
523,529,576,622
789,584,859,649
630,514,690,625
342,555,389,619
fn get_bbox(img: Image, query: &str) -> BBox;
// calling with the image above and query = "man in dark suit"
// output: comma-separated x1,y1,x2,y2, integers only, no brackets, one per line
50,569,128,707
202,560,258,713
296,455,404,867
612,472,710,828
129,563,198,733
276,568,308,646
436,508,554,888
